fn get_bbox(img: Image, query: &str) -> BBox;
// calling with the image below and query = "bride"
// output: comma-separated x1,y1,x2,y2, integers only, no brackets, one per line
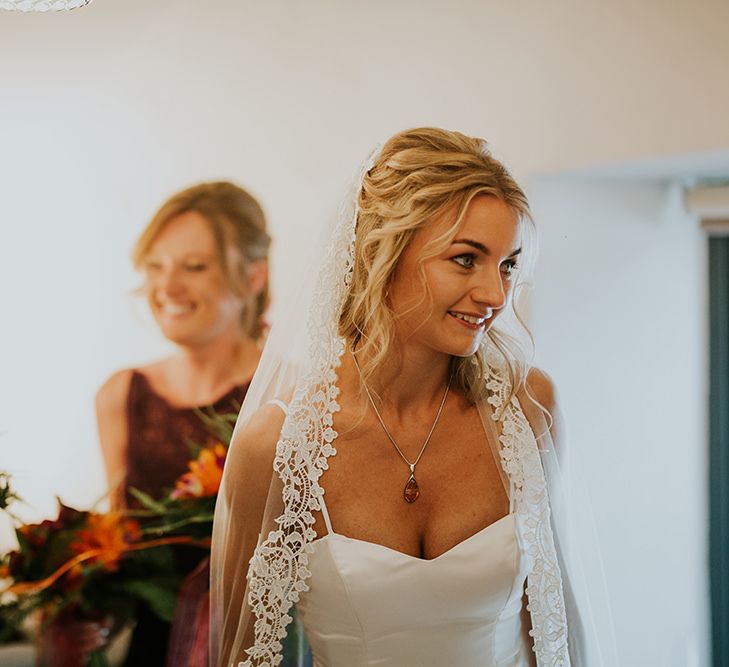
210,127,616,666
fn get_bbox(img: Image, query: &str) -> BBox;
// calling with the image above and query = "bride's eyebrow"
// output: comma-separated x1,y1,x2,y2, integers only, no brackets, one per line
451,239,523,257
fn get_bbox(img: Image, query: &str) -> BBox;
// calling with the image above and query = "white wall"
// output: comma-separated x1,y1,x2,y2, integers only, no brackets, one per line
0,1,726,663
528,177,709,666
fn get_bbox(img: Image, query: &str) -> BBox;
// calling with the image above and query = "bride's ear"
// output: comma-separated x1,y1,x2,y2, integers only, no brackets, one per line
246,259,268,296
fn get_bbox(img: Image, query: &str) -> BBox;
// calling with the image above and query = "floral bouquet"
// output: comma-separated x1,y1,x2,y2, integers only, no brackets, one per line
0,409,236,667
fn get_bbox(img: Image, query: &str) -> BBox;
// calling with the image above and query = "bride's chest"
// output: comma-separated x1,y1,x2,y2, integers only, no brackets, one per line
316,412,510,559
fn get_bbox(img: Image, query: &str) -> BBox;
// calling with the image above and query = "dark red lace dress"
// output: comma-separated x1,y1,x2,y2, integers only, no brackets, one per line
122,371,248,667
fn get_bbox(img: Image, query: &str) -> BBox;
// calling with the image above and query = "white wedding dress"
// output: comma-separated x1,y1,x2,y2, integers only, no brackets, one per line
210,138,619,664
296,489,532,667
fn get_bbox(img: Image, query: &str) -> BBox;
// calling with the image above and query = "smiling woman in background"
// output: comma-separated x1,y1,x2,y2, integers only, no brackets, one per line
94,181,271,666
98,182,269,512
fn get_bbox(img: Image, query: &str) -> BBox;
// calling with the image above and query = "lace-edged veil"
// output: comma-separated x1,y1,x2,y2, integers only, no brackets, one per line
209,138,618,667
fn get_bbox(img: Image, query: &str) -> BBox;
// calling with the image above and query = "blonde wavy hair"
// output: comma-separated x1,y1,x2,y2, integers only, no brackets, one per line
339,127,534,403
133,181,271,341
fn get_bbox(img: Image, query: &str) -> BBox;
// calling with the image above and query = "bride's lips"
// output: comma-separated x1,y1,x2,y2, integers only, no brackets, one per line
448,310,491,330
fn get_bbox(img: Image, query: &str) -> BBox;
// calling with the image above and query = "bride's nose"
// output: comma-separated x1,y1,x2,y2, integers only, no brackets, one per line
470,271,507,310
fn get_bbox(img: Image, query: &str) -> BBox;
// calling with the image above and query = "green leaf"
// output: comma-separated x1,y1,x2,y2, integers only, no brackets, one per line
192,406,237,444
15,529,32,557
127,488,168,512
0,471,21,511
86,649,110,667
140,513,215,536
121,580,179,622
123,543,177,573
183,436,203,459
41,529,77,573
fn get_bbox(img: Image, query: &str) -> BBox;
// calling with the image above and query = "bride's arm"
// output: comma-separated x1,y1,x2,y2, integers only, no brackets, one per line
525,367,598,664
211,404,285,667
526,367,564,458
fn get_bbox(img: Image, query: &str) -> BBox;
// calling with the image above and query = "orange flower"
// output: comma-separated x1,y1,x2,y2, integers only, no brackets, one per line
171,443,227,500
69,513,141,572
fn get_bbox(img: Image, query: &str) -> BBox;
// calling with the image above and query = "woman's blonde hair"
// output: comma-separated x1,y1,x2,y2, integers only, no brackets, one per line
339,127,534,402
133,181,271,341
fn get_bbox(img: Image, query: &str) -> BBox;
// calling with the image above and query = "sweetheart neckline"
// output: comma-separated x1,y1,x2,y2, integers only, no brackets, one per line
311,512,516,563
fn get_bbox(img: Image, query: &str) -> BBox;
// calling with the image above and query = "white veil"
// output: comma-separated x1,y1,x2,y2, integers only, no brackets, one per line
209,135,619,667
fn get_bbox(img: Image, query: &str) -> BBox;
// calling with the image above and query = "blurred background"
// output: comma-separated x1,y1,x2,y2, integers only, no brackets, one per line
1,1,728,665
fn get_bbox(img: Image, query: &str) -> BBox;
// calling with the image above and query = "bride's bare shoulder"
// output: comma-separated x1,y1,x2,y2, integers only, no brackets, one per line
525,367,557,413
232,403,287,451
221,404,288,511
226,403,287,477
525,367,565,457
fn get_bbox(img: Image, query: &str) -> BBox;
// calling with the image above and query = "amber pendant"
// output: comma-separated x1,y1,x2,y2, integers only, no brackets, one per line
404,468,420,503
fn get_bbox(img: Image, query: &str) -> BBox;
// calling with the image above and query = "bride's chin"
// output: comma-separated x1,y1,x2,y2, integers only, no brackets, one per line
450,348,481,359
438,339,483,358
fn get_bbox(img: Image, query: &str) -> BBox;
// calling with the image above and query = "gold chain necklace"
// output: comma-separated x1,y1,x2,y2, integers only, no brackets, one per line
352,353,452,503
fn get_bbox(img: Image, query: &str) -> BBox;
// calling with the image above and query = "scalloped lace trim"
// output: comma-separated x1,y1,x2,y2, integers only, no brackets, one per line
243,369,342,666
240,163,360,666
486,361,570,666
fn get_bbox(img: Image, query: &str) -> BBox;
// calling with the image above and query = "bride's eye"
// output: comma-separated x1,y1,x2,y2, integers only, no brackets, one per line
452,254,475,269
501,259,519,277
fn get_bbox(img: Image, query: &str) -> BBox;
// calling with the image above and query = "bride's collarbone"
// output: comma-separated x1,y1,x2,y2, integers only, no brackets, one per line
318,432,508,558
327,410,501,495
